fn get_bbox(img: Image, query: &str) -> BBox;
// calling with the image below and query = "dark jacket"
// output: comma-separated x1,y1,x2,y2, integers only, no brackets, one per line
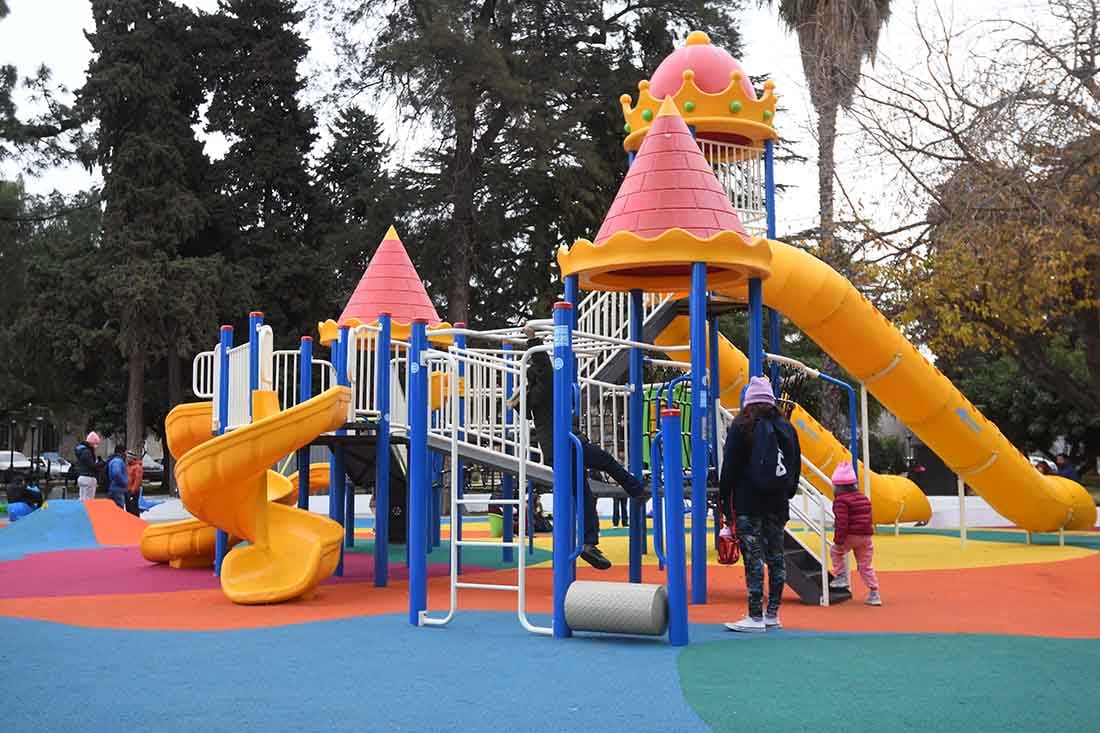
106,454,129,494
832,486,874,545
1058,463,1081,482
74,441,98,477
719,417,798,521
524,338,582,465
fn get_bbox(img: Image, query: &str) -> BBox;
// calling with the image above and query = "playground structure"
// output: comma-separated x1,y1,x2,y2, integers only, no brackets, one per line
135,30,1095,645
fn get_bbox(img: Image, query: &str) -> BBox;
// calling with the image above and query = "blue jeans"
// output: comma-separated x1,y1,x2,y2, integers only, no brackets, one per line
737,513,787,618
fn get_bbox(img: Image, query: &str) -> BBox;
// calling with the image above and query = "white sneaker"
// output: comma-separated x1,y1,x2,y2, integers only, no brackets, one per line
724,616,766,633
829,575,850,590
764,614,782,629
866,591,883,606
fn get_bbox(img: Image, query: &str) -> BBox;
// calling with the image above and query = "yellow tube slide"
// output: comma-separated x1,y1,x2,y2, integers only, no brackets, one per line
172,386,351,604
717,240,1095,532
655,316,931,524
140,399,302,569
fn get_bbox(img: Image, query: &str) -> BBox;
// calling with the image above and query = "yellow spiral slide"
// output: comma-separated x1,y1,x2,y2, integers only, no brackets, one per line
656,317,931,524
142,387,351,603
704,239,1093,532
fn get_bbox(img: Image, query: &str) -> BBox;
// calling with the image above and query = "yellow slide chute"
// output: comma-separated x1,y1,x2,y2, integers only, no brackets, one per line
710,239,1094,532
142,387,352,604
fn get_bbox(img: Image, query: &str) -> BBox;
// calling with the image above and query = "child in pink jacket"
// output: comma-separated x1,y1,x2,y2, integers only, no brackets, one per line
828,462,882,606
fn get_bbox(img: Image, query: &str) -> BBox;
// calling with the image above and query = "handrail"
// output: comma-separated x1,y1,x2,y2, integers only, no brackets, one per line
650,433,666,569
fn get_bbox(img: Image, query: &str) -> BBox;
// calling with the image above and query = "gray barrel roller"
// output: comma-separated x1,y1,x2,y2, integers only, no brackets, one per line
564,581,668,636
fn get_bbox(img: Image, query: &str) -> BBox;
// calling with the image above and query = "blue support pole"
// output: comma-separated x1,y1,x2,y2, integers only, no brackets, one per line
501,342,515,564
627,289,645,584
689,263,709,604
408,320,430,625
748,280,764,379
296,336,313,510
374,314,391,587
661,408,689,647
454,325,467,575
627,151,636,169
765,138,780,393
551,302,575,638
214,324,233,576
708,312,720,468
331,326,350,575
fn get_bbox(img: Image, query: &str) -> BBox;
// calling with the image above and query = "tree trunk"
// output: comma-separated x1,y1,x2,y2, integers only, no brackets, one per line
817,99,839,265
447,96,477,324
165,339,182,495
126,346,145,454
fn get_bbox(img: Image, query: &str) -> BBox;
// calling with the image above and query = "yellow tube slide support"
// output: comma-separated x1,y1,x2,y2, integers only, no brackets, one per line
718,240,1095,531
174,387,352,604
656,316,930,524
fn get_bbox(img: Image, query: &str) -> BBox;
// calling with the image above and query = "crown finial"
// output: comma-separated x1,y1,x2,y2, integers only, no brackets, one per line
656,96,681,118
685,30,710,46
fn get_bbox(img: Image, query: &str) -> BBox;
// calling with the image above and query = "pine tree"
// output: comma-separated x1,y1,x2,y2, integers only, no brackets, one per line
204,0,328,339
79,0,215,452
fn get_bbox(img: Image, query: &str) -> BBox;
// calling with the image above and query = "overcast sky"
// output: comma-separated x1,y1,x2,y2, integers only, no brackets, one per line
0,0,1046,237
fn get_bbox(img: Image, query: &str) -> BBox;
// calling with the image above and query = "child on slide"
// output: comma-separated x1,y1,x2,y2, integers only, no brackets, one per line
828,462,882,606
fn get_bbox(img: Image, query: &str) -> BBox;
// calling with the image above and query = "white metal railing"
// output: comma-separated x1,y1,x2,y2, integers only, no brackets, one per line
271,351,338,411
226,342,251,430
192,350,216,399
575,291,675,380
579,377,632,467
697,138,766,237
420,341,551,636
788,475,836,606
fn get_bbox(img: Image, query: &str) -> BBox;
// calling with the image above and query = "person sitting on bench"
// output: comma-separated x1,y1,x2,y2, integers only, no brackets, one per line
507,323,644,570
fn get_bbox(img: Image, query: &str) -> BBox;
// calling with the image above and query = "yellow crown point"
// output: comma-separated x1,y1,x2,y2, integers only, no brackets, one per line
656,96,681,118
620,93,632,105
638,79,650,91
682,69,695,81
732,71,742,82
763,79,776,91
685,30,711,46
384,224,401,240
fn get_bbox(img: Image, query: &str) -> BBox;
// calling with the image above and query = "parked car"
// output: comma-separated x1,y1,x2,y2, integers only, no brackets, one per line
34,451,73,478
0,450,33,477
142,454,164,482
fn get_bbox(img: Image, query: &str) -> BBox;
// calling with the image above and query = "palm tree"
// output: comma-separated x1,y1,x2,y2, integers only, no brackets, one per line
764,0,891,262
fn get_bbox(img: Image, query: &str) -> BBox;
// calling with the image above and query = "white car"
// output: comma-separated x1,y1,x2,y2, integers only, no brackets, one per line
34,451,73,477
0,451,33,476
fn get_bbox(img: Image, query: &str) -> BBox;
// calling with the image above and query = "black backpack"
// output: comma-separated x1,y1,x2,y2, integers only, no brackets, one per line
747,418,801,497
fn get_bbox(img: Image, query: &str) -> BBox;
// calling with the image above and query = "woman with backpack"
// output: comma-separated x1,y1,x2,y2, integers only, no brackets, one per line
719,376,801,633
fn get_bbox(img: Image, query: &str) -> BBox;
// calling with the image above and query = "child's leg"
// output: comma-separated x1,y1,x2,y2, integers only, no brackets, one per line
850,536,879,591
829,540,849,580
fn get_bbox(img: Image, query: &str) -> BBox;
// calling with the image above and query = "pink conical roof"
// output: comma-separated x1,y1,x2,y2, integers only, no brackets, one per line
339,226,442,325
595,97,747,243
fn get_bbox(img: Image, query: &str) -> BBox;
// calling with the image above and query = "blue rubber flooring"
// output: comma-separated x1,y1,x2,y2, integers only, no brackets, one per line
0,501,98,561
2,612,721,732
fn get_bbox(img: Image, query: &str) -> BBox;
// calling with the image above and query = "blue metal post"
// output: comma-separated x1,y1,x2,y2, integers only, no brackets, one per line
331,326,350,574
214,325,233,576
627,289,645,583
408,320,430,625
501,342,515,563
748,280,764,378
708,312,720,468
374,314,392,587
661,408,689,647
627,151,635,169
454,324,467,575
765,138,780,392
551,302,575,638
296,336,313,510
689,262,709,604
819,373,861,486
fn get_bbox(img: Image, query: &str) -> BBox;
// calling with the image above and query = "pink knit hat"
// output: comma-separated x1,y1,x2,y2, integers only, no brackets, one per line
831,461,857,486
741,376,776,407
85,431,101,446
